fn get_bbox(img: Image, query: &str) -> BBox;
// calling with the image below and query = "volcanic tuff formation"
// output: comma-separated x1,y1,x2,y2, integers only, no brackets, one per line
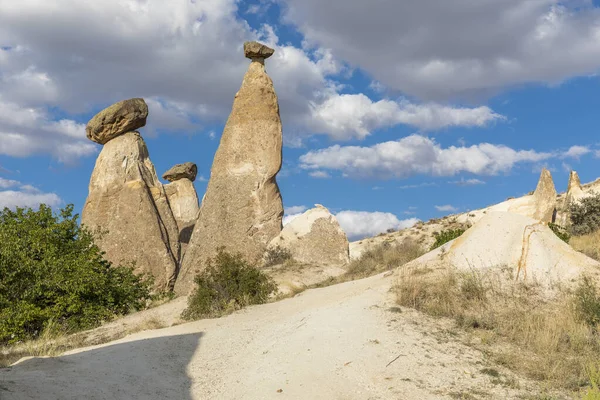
175,41,284,294
269,205,350,267
81,99,180,291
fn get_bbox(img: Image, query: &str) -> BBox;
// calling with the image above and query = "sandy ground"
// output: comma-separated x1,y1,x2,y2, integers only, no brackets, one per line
1,271,549,400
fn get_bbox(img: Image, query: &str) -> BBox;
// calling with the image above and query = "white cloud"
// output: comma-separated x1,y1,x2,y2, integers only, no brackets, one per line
284,205,307,214
0,0,510,159
307,94,504,140
449,178,486,186
561,145,591,159
0,177,20,189
335,210,419,240
0,190,62,209
308,170,331,179
435,205,458,212
280,0,600,100
300,135,552,179
399,182,437,189
0,96,95,161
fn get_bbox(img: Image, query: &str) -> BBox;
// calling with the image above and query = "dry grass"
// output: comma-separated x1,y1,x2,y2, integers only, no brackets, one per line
395,265,600,395
570,231,600,261
312,238,425,288
0,316,167,368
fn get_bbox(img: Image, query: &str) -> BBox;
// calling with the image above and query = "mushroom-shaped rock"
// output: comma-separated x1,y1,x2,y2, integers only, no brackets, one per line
86,98,149,145
163,162,198,182
163,163,200,255
244,41,274,60
268,205,350,267
175,43,283,295
81,131,180,291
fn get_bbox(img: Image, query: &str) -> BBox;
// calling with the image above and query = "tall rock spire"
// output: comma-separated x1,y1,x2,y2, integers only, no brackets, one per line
175,42,284,294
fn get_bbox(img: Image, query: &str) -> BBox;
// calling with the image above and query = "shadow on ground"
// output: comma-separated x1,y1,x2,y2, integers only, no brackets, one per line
0,332,202,400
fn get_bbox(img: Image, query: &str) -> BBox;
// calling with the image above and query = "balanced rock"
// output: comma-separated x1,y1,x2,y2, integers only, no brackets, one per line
175,42,283,295
163,163,200,254
81,130,180,291
268,205,350,267
244,41,274,60
86,98,148,144
508,168,557,223
163,162,198,182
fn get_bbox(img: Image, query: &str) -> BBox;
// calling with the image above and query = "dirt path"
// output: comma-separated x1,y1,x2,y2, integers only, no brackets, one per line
1,272,547,399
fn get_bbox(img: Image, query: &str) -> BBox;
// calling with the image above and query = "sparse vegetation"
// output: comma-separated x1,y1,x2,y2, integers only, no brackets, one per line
570,193,600,236
182,248,278,320
570,231,600,261
0,204,153,344
262,245,293,267
395,266,600,393
343,239,424,280
430,229,466,251
548,222,571,243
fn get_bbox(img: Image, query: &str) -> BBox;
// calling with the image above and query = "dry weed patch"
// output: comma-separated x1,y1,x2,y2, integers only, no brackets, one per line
395,265,600,395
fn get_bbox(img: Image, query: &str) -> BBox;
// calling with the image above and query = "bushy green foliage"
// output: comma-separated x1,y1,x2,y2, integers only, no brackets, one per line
0,204,152,344
574,276,600,328
570,193,600,236
430,229,465,250
262,245,292,267
548,222,571,243
182,249,278,320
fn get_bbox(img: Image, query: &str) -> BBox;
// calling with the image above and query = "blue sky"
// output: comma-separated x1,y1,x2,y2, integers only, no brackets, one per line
1,0,600,239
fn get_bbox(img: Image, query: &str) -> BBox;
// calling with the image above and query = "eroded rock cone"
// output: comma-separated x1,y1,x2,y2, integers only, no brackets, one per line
82,101,180,291
531,168,557,222
175,42,283,295
163,163,200,255
86,98,148,144
268,205,350,267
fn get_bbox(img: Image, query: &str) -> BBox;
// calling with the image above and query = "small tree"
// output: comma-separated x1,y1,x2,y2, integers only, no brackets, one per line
0,204,152,343
182,248,278,320
430,229,465,251
570,192,600,236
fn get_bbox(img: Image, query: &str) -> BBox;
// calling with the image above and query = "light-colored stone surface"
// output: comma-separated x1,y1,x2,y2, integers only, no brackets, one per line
404,211,600,287
176,43,283,295
81,131,180,291
86,98,148,144
268,204,349,267
508,168,557,223
164,178,199,254
162,162,198,182
3,271,547,400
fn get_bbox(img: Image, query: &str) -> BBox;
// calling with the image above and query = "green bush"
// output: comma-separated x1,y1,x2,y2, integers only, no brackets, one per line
182,249,278,320
570,193,600,236
548,222,571,243
262,245,292,267
430,229,465,251
574,276,600,328
0,204,153,344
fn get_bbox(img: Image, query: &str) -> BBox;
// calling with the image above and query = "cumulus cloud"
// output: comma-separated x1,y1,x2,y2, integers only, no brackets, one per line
307,94,504,140
300,135,552,179
0,96,95,161
0,0,508,159
561,145,591,159
435,205,458,212
0,178,62,209
308,170,331,179
335,211,419,240
280,0,600,100
449,178,486,186
284,205,308,215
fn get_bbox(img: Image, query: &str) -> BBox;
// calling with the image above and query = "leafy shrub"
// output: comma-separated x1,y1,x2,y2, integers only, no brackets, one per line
574,276,600,327
0,205,152,344
430,229,465,250
570,193,600,236
182,249,278,320
548,222,571,243
262,245,292,267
